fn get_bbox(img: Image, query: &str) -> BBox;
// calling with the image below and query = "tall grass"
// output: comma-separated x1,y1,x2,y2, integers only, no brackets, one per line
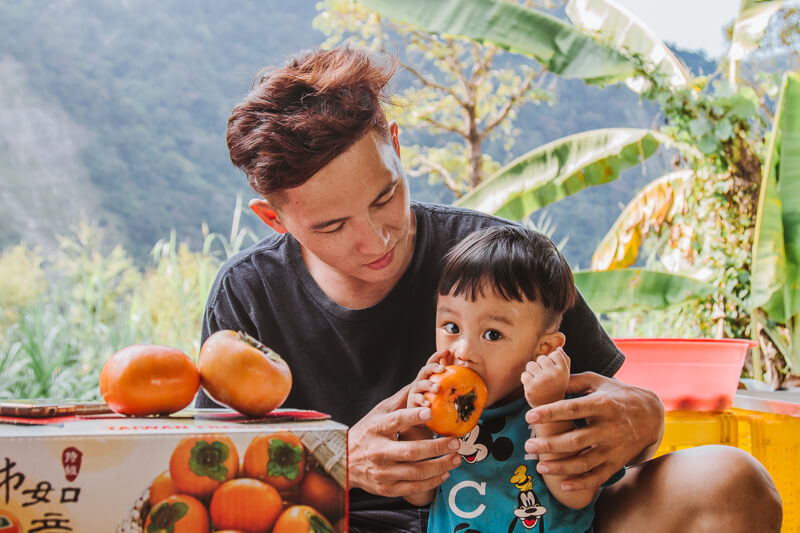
0,197,258,400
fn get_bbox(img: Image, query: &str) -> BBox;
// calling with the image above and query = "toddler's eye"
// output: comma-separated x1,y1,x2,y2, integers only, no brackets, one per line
443,322,460,334
483,329,502,341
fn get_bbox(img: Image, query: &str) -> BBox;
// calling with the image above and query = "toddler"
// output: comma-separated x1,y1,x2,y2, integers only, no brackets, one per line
405,225,623,532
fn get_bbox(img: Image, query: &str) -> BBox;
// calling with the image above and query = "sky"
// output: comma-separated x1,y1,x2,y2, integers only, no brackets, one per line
610,0,741,58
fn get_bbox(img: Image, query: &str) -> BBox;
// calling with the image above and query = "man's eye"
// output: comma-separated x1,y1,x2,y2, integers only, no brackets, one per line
443,322,460,334
318,223,345,234
374,190,396,208
483,330,502,341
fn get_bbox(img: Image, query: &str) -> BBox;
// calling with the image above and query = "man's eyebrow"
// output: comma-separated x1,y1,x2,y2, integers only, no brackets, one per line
310,178,399,231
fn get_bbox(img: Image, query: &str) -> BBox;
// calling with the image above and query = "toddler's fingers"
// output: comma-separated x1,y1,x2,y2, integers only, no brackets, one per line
413,378,441,395
525,360,543,374
425,349,451,366
409,391,430,408
415,362,446,381
521,370,536,389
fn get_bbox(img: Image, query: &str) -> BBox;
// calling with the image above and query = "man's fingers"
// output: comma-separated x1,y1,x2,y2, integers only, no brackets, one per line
564,371,602,395
526,395,596,424
380,434,461,463
559,463,618,492
525,426,594,455
371,453,461,497
534,446,605,476
372,406,435,436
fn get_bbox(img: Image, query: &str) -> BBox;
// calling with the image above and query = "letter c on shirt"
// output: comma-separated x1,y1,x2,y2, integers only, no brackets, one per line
448,480,487,519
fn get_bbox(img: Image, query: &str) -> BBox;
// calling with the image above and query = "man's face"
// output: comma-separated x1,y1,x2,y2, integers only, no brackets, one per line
271,127,414,292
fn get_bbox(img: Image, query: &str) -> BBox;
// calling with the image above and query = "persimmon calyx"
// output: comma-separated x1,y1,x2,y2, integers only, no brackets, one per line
237,331,285,363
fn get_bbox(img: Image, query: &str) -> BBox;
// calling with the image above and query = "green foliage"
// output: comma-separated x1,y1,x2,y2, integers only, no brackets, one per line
0,0,320,261
315,0,553,194
0,244,48,331
0,199,257,399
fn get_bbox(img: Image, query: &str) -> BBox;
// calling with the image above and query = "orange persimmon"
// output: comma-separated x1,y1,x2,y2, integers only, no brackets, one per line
209,478,282,533
148,470,176,507
169,435,239,499
99,344,199,416
424,365,488,437
243,432,306,490
273,505,334,533
299,468,345,522
144,494,209,533
0,510,21,533
198,330,292,417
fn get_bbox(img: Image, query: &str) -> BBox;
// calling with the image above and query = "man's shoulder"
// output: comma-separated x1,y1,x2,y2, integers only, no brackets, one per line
207,233,288,307
412,201,514,238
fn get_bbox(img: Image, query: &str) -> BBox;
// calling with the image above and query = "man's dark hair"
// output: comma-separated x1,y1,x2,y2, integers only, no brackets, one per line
438,225,578,331
226,47,396,197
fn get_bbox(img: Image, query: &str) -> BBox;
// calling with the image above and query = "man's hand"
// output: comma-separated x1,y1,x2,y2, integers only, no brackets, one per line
349,384,462,498
524,372,664,491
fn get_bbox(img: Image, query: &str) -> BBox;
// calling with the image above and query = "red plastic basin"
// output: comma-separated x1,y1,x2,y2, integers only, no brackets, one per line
613,338,756,411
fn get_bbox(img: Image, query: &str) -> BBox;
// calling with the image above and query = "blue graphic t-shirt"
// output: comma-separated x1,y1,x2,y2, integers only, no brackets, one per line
427,397,623,533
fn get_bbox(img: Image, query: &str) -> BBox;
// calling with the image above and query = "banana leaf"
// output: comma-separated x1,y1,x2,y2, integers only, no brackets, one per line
359,0,636,85
750,72,800,322
565,0,690,92
729,0,783,61
574,269,719,314
591,170,693,270
728,0,783,83
455,128,671,221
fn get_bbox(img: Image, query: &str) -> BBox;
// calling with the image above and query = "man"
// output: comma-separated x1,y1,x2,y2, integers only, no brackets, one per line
197,47,781,532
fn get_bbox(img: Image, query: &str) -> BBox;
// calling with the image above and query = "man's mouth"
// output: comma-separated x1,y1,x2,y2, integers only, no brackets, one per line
366,246,395,270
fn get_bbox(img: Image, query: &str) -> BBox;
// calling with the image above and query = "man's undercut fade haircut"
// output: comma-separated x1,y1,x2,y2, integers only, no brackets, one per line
438,226,578,331
226,47,397,197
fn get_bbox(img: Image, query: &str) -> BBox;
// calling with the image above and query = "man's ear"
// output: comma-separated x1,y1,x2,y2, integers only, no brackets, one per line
388,120,400,159
537,331,566,356
249,198,287,234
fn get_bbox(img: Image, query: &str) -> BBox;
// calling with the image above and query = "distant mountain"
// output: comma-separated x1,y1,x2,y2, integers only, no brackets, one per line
0,0,325,260
0,0,716,268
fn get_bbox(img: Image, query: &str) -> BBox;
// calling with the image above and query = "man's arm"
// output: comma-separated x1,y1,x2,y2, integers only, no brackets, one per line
523,372,664,491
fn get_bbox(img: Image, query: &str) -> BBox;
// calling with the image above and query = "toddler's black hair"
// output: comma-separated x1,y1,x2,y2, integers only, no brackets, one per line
438,225,577,331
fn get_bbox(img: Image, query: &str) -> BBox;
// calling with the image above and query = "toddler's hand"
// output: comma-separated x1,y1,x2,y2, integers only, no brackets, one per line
407,349,452,409
522,347,571,408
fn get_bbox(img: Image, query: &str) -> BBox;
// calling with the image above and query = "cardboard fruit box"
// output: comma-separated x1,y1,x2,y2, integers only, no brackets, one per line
0,407,347,532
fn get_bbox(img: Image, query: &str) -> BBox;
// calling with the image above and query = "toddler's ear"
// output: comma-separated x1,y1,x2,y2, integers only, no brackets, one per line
537,331,566,356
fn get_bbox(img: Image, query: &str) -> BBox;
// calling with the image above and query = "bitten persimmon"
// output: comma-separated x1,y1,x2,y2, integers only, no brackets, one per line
99,344,199,416
243,432,306,490
273,505,334,533
169,435,239,499
198,330,292,417
144,494,210,533
424,365,488,437
209,478,282,533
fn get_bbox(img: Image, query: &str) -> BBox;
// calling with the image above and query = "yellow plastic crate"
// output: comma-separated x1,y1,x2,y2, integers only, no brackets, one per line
655,410,739,458
733,409,800,533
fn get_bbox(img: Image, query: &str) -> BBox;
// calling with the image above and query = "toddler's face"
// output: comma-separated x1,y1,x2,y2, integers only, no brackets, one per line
435,287,551,407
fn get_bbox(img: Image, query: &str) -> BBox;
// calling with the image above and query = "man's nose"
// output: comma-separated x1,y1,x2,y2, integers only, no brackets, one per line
356,215,390,254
